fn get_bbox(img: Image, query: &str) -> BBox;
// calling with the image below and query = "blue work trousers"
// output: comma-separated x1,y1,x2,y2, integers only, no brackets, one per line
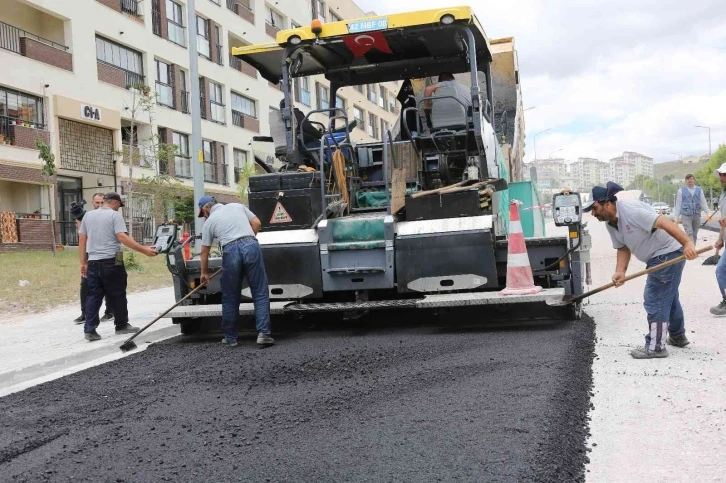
84,258,129,333
716,249,726,299
221,238,271,342
642,249,685,351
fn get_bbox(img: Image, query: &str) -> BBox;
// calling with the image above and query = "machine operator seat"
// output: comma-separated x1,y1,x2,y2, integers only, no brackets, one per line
431,84,472,132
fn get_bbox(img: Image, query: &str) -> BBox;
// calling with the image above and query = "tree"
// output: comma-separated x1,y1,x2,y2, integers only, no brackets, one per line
36,138,57,256
236,160,257,205
695,144,726,202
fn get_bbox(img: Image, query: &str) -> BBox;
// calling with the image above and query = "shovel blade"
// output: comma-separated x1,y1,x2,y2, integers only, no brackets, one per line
545,295,577,307
119,341,138,352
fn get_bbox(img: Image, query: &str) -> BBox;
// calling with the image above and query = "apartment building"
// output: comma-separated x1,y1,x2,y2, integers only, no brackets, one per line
525,158,567,188
0,0,400,251
608,151,653,188
571,157,608,191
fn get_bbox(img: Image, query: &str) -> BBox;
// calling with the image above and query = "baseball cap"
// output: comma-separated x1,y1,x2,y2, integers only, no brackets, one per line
715,162,726,175
582,181,623,212
103,192,124,207
197,195,216,217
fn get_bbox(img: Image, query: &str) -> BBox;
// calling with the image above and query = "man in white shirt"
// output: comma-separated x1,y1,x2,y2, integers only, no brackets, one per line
583,181,697,359
673,174,710,244
709,163,726,316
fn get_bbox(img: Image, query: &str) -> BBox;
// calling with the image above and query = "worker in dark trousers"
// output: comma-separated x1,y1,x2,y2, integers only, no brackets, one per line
79,192,158,341
198,195,274,348
584,181,697,359
73,192,115,324
710,163,726,316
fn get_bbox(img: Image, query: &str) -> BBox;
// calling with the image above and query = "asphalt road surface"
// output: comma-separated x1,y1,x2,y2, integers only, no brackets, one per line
0,311,596,482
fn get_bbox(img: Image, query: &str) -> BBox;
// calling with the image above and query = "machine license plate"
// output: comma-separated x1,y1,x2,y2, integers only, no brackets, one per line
347,18,388,34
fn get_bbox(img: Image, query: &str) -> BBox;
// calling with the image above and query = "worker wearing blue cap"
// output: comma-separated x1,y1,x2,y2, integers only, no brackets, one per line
198,195,274,348
583,181,697,359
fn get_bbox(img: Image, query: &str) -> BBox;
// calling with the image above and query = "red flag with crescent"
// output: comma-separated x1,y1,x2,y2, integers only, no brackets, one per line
343,32,393,58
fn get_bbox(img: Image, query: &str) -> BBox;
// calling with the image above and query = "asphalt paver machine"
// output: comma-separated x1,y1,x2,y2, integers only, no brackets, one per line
159,6,591,334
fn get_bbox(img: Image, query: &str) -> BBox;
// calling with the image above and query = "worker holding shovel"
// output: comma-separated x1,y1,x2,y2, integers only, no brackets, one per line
584,181,698,359
709,163,726,316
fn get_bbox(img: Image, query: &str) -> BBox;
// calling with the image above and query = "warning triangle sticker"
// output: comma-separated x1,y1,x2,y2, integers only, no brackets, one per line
270,202,292,224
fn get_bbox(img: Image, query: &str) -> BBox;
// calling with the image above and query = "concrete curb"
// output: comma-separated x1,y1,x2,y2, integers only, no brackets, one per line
0,324,179,396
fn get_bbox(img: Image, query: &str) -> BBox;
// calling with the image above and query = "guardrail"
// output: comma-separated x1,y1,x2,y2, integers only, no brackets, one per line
0,20,69,54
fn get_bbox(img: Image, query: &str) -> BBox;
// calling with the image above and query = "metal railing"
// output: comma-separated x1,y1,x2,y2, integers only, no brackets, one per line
204,162,217,183
155,81,173,107
181,90,190,113
121,0,143,17
0,115,46,143
59,221,78,246
232,110,255,129
0,20,69,54
168,20,186,46
118,68,145,89
16,212,50,220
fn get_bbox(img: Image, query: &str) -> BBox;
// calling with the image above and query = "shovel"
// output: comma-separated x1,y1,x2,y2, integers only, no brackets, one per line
703,226,724,266
546,245,714,307
119,268,222,352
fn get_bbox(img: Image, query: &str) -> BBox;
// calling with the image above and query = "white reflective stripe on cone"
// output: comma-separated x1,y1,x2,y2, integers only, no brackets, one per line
507,253,531,267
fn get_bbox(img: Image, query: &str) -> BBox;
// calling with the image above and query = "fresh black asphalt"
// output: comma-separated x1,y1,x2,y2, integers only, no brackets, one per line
0,310,596,482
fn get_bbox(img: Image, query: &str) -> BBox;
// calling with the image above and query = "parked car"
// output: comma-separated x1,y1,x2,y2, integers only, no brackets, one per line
652,202,671,215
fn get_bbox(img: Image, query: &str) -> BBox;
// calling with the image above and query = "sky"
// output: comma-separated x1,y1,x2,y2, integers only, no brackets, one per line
355,0,726,164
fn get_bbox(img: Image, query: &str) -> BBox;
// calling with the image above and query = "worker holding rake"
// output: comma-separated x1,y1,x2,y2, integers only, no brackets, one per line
584,181,697,359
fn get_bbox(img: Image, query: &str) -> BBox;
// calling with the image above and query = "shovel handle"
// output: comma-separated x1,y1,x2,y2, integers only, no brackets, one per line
570,245,714,303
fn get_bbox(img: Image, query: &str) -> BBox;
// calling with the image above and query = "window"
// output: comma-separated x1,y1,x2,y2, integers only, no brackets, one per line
179,70,189,113
155,60,173,107
316,0,326,21
379,86,387,109
388,95,396,113
233,148,248,183
367,84,377,104
172,131,190,178
215,25,223,65
330,9,342,22
265,6,283,27
0,87,45,139
335,95,346,113
368,112,378,138
220,144,228,185
381,119,390,138
196,16,210,59
203,140,217,183
209,81,225,124
231,92,256,125
317,83,330,111
95,36,144,87
296,77,311,106
166,0,186,46
353,106,365,129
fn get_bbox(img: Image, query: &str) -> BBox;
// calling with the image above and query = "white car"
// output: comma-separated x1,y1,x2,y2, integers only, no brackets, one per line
651,202,671,216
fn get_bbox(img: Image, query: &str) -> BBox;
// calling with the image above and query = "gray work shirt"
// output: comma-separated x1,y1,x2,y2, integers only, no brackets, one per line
201,203,257,248
606,200,682,263
79,207,127,261
436,80,472,108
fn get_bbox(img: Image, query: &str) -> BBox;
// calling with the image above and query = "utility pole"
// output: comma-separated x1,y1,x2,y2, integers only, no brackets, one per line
695,125,712,157
187,0,205,240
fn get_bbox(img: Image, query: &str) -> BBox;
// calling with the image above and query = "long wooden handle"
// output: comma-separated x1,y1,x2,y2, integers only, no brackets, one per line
570,245,713,303
120,268,223,345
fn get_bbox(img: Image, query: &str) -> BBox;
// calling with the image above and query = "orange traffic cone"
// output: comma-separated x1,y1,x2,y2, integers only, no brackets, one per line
500,200,543,296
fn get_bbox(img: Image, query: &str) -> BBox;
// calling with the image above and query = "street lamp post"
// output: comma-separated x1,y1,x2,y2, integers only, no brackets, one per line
533,128,551,162
549,148,563,159
695,125,712,157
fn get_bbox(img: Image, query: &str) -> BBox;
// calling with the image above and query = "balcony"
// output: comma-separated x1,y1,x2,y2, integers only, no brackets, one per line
0,180,55,252
226,0,254,24
96,0,144,23
0,115,50,151
0,19,72,71
265,22,280,39
97,61,145,90
232,110,259,133
229,53,257,78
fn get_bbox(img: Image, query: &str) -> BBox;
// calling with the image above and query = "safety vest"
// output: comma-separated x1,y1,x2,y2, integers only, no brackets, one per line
680,186,702,216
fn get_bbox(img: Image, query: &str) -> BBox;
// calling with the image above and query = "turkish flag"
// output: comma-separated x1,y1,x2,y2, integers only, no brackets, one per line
343,32,393,58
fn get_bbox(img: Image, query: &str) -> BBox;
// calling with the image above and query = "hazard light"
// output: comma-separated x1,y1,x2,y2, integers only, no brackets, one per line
311,19,323,36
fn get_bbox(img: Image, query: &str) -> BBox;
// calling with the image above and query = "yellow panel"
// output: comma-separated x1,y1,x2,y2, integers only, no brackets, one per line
231,42,282,57
276,6,475,44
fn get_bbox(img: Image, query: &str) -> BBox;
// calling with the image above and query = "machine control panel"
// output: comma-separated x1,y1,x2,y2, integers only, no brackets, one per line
553,191,582,227
153,224,178,254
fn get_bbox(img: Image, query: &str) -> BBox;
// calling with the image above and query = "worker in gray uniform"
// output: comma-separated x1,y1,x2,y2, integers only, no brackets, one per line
673,174,710,244
198,195,274,348
709,163,726,316
584,181,697,359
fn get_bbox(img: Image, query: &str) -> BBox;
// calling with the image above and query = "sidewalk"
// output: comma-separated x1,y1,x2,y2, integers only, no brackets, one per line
578,216,726,482
0,287,178,397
